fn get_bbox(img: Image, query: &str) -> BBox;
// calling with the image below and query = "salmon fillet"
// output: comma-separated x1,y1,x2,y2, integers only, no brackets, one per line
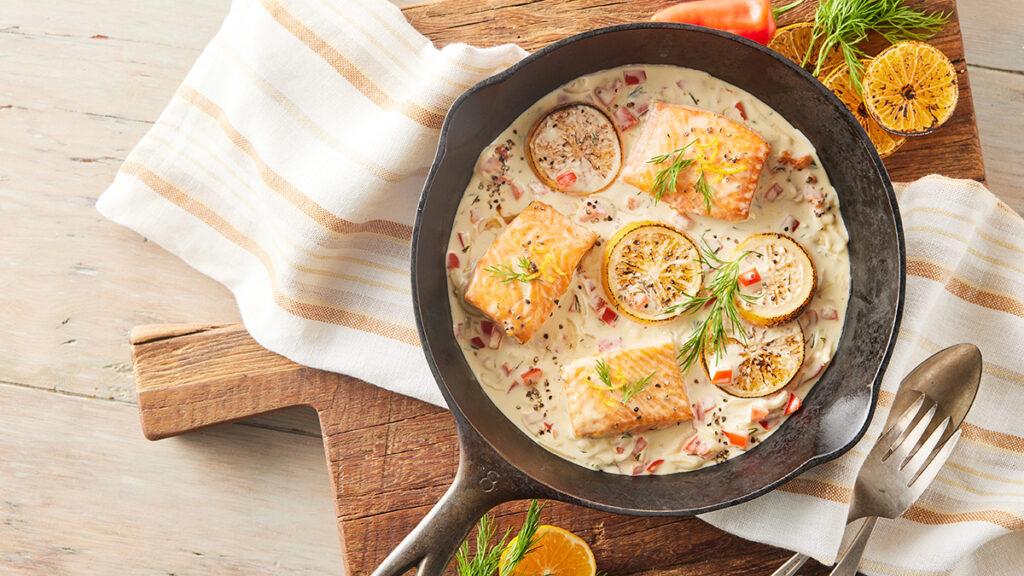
464,201,598,344
621,101,770,221
560,342,692,439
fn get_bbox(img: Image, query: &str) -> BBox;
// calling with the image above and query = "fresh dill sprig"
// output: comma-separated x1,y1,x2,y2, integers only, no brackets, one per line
485,257,539,284
498,500,542,576
455,500,543,576
620,373,655,404
594,359,655,405
675,238,760,372
805,0,950,93
772,0,804,19
647,141,696,204
695,169,713,214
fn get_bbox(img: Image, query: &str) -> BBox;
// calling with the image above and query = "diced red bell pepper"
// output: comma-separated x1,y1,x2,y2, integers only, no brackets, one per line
613,106,639,131
651,0,777,45
646,459,665,473
555,170,577,190
446,252,460,269
738,268,761,287
469,336,485,350
624,69,648,85
735,101,748,120
600,306,619,325
711,369,733,385
724,430,749,449
750,405,769,421
520,367,543,386
784,392,802,415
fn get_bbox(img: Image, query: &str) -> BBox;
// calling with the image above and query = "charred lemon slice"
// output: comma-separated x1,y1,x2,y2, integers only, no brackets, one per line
863,42,958,136
527,103,622,195
602,221,702,324
703,322,805,398
733,233,816,326
824,61,905,158
768,23,844,80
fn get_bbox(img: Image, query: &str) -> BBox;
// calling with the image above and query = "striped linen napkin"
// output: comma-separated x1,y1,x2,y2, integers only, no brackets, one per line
96,0,1024,573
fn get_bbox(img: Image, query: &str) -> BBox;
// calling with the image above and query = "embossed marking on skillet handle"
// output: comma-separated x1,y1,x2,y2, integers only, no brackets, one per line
371,424,554,576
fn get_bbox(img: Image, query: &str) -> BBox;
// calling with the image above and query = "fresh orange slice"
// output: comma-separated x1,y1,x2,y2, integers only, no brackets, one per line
863,41,959,136
602,221,703,324
500,525,596,576
824,61,906,158
768,23,844,80
702,322,805,398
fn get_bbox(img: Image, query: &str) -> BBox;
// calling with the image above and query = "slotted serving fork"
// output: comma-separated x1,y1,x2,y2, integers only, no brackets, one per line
772,343,980,576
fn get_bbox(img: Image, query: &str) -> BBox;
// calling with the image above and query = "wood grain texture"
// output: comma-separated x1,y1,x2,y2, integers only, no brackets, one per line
133,323,832,576
403,0,985,185
1,0,1020,573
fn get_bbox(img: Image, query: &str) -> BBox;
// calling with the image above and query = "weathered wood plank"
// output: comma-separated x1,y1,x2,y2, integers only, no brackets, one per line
131,323,832,575
0,382,341,575
968,67,1024,211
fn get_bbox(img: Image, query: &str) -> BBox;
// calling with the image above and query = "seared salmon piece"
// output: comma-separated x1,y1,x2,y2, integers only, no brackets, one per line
622,101,770,221
465,201,598,344
560,342,692,439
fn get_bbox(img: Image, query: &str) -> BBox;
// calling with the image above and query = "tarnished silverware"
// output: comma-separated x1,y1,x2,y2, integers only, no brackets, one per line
771,343,981,576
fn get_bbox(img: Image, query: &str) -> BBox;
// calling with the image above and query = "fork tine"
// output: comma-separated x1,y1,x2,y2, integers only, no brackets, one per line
881,393,927,451
902,416,950,481
910,428,962,488
887,402,938,466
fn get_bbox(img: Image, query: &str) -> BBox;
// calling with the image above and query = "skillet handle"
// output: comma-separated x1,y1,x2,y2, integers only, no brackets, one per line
371,427,549,576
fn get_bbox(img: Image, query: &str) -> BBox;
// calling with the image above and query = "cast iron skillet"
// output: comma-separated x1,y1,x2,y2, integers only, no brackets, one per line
375,23,904,576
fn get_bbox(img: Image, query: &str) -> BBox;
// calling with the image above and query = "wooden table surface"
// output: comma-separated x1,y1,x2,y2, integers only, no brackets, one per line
1,0,1021,574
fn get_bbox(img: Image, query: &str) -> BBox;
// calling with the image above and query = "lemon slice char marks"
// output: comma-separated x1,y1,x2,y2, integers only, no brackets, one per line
527,103,622,195
734,233,816,327
602,221,703,324
825,61,905,158
863,41,958,137
768,23,845,80
704,322,805,398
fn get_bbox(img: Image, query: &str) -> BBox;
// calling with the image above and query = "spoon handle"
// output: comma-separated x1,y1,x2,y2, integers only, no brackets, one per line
768,552,810,576
829,517,879,576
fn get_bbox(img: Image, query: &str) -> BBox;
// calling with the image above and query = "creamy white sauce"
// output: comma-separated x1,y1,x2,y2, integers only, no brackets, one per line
446,65,850,475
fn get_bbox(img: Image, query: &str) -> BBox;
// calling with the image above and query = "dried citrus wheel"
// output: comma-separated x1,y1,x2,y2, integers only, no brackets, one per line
768,23,844,80
500,525,596,576
732,233,816,326
702,322,805,398
863,41,958,136
602,221,703,324
527,103,622,195
824,61,906,158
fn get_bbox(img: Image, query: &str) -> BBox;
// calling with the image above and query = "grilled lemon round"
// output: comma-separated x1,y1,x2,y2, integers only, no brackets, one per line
863,42,958,136
703,322,805,398
501,525,596,576
602,221,703,324
527,103,622,195
824,61,906,158
768,23,844,80
733,233,816,326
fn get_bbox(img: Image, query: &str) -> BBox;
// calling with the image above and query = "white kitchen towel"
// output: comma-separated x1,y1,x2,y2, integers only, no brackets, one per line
97,0,1024,573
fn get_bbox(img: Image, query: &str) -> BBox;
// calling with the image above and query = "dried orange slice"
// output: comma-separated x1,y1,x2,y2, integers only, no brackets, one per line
500,525,596,576
732,233,816,326
602,221,703,324
824,61,905,158
527,103,622,195
768,23,844,80
703,322,805,398
863,41,958,136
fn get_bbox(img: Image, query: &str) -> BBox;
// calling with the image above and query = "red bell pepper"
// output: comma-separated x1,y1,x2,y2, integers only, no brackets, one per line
652,0,777,45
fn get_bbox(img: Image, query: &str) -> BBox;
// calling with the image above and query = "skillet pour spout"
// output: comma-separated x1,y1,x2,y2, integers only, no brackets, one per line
389,22,904,576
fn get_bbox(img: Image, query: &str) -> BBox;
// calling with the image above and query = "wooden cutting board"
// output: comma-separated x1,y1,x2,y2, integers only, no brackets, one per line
131,1,982,574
